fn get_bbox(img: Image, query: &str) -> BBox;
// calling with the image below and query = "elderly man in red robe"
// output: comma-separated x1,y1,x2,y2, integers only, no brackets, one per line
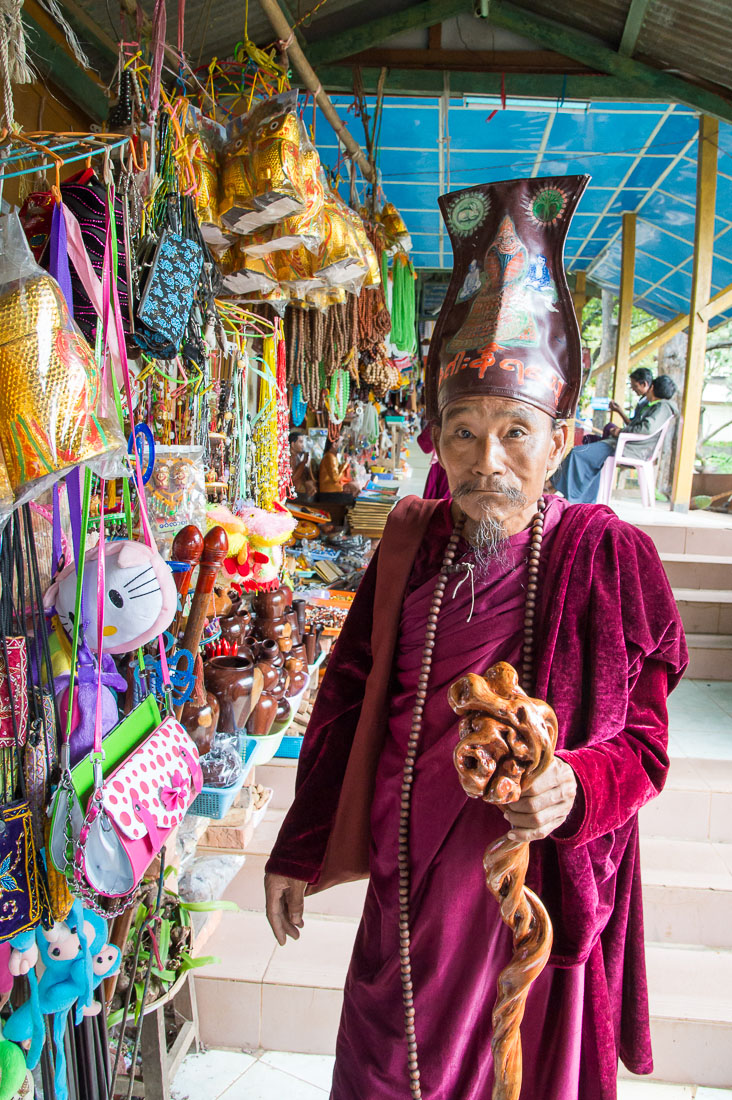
265,175,687,1100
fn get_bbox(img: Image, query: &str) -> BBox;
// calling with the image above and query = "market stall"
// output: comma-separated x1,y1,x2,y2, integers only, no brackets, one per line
0,12,420,1096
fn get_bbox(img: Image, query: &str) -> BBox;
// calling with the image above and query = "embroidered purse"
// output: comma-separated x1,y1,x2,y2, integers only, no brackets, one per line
0,638,28,749
135,193,204,359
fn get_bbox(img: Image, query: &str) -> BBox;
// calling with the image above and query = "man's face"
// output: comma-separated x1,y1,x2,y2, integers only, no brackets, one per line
630,378,650,397
433,396,567,527
291,436,305,455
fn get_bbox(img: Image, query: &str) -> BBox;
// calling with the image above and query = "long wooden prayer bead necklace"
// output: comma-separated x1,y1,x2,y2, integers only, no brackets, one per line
397,496,546,1099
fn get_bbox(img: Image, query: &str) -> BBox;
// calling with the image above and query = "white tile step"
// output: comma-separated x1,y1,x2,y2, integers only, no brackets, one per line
641,837,732,949
223,808,368,919
195,910,732,1085
660,554,732,589
674,589,732,603
195,909,356,1055
644,943,732,1087
641,757,732,843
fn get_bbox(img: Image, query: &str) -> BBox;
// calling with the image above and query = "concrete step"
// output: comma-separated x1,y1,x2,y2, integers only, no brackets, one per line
661,553,732,590
674,589,732,636
195,909,732,1086
641,837,732,949
684,634,732,680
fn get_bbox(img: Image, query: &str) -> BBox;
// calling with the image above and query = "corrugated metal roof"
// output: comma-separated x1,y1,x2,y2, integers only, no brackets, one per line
636,0,732,98
512,0,627,47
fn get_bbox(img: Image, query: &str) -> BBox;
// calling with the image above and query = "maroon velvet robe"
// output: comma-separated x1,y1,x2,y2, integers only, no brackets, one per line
267,496,687,1098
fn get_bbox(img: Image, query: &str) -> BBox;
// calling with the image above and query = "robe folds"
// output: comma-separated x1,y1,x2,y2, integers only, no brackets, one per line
266,495,688,1099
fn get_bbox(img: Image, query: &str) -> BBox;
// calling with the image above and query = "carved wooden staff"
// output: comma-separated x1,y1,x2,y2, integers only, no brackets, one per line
448,661,559,1100
174,526,228,721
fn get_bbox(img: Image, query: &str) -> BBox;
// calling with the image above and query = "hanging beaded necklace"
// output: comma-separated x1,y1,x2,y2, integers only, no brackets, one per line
397,496,547,1100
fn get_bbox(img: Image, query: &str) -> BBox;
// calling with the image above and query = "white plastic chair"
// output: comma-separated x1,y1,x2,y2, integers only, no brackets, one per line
596,416,675,509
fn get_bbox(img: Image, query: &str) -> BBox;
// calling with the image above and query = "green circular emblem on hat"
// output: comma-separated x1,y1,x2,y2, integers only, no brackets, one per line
528,186,568,225
447,192,490,238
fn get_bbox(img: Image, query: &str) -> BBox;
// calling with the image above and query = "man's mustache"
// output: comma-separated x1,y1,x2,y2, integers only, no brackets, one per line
453,480,527,505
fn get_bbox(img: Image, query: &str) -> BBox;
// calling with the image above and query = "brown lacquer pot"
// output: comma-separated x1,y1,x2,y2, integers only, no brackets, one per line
219,612,247,648
267,668,290,701
256,640,281,691
292,599,307,639
180,691,219,757
204,656,264,733
276,697,290,722
285,610,301,645
285,647,309,696
303,626,322,666
252,588,288,619
254,615,292,647
247,691,279,737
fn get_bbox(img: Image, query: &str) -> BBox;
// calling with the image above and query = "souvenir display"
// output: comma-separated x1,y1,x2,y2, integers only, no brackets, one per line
145,445,208,551
0,14,421,1093
0,214,126,505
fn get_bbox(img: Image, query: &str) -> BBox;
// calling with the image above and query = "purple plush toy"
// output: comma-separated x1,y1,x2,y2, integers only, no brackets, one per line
53,642,126,767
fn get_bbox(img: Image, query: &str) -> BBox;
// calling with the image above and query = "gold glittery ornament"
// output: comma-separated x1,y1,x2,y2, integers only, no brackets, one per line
0,274,124,495
222,242,280,296
240,139,325,257
220,92,307,235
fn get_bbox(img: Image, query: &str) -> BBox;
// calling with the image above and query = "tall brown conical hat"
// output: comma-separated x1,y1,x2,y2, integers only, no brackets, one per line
426,175,589,422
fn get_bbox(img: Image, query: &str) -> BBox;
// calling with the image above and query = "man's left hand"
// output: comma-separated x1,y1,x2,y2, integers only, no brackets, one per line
502,758,578,842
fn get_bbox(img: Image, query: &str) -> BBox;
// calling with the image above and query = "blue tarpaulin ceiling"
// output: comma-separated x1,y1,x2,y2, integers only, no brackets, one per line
314,96,732,327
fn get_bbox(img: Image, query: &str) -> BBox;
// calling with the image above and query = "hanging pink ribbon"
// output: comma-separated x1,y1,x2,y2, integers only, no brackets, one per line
148,0,167,119
177,0,185,60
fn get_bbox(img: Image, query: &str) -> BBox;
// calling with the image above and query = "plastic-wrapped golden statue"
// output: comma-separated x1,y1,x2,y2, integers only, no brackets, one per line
220,91,308,236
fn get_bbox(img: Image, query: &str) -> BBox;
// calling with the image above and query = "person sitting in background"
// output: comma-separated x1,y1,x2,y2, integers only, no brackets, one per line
318,436,360,501
583,367,655,444
552,374,678,503
289,431,316,501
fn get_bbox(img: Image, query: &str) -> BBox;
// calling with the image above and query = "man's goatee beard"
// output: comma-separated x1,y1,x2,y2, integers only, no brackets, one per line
468,514,510,571
453,480,527,571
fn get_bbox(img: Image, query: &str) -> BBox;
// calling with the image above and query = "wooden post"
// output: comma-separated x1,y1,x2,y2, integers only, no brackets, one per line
671,115,719,512
611,212,637,424
572,271,587,326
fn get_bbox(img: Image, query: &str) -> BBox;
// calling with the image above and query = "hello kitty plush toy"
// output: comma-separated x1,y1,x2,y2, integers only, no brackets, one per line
44,540,177,654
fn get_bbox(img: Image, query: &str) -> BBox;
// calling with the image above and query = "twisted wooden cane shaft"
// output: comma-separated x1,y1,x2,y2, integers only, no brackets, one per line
483,836,553,1100
450,657,558,1100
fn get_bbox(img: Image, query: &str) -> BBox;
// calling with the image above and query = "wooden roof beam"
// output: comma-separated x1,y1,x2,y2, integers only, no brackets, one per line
618,0,653,57
307,0,474,66
314,66,652,101
331,48,594,74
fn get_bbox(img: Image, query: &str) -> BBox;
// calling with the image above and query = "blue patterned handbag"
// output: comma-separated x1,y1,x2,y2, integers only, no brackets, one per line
135,227,204,358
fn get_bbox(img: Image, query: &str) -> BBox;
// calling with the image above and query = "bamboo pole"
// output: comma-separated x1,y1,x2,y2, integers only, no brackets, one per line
610,212,637,423
257,0,375,181
672,116,720,511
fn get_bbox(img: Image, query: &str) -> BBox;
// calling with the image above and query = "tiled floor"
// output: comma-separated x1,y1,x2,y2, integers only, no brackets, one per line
173,1048,732,1098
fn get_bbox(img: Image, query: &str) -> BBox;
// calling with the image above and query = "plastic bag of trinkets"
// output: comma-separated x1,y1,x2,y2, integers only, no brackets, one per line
145,444,207,553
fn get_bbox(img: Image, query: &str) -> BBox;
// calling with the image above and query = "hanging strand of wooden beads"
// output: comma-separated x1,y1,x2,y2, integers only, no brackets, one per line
358,223,391,350
346,291,360,382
